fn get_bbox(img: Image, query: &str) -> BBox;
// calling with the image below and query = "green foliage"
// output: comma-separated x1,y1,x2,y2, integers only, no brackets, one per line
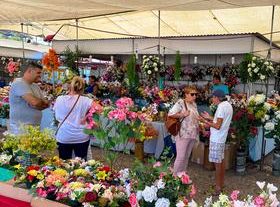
62,46,81,75
0,104,9,119
238,53,253,84
126,54,140,98
174,51,181,81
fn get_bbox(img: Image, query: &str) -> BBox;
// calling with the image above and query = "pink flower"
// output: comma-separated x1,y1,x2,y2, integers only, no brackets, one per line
153,161,162,168
190,185,196,198
159,172,166,179
108,109,127,121
254,196,265,206
56,192,68,200
128,111,138,121
116,97,134,109
129,193,138,207
90,102,103,114
230,190,240,201
36,188,47,198
178,172,191,184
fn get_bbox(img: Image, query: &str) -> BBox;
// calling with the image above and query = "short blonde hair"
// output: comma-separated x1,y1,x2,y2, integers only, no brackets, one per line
184,85,198,94
71,76,85,94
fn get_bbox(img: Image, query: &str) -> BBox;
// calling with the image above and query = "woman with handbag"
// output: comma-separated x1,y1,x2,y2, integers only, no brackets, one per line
168,85,199,175
53,76,93,160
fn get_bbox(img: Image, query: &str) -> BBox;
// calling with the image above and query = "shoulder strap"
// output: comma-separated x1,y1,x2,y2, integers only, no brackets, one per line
55,95,80,136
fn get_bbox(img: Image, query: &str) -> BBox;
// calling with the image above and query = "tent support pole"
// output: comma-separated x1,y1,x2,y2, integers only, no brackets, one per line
260,5,275,171
158,10,161,59
20,23,25,62
76,19,79,74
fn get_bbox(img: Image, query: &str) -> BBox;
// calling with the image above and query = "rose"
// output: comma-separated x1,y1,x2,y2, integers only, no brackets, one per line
177,172,191,184
254,196,265,206
129,193,138,207
230,190,240,201
190,185,196,198
155,198,170,207
84,192,98,202
142,186,157,202
153,161,161,168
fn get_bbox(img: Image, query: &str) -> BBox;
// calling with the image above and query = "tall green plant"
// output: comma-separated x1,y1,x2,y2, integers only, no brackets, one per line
62,46,81,75
174,51,181,81
238,53,253,84
127,54,139,97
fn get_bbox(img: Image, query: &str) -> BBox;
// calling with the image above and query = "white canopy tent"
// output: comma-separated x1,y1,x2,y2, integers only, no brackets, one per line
0,1,279,46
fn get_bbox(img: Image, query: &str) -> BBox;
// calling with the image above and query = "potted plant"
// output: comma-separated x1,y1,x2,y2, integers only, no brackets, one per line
231,108,258,174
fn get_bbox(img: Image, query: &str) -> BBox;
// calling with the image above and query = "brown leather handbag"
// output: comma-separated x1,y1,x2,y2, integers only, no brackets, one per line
165,100,188,136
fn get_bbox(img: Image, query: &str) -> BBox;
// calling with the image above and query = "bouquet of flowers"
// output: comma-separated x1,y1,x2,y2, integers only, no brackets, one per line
247,56,275,82
85,97,146,168
204,181,279,207
6,58,20,76
142,55,163,83
129,159,196,207
247,94,271,126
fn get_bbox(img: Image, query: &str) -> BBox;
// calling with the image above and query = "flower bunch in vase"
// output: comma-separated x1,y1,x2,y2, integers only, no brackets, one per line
264,109,280,154
247,56,275,82
142,55,163,84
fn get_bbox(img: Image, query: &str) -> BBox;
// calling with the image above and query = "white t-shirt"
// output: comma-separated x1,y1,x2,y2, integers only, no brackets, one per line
53,95,92,144
210,101,233,143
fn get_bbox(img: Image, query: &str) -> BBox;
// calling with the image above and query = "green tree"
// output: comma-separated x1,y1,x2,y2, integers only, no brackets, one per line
127,54,139,96
174,51,181,81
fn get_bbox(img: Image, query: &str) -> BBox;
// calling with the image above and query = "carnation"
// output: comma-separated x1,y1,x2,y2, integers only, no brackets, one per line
264,122,275,131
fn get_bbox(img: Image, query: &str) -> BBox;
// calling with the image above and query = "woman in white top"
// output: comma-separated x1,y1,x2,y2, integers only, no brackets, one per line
168,85,199,174
54,76,93,160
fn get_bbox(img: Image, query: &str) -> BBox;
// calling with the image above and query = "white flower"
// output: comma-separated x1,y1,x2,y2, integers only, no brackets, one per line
253,68,259,73
119,168,129,182
125,183,131,196
233,200,246,207
204,197,213,207
218,194,230,204
154,67,158,72
248,64,251,67
264,122,275,131
153,62,158,67
142,186,157,202
176,201,186,207
188,200,198,207
248,68,252,72
260,75,266,80
267,183,278,193
149,55,153,58
252,56,257,60
269,65,274,70
265,115,270,121
254,94,265,105
264,61,269,65
143,55,147,59
136,191,142,200
156,179,165,189
269,193,280,207
251,63,256,68
256,181,266,190
147,70,152,75
155,198,170,207
144,65,149,69
160,61,164,65
264,102,271,110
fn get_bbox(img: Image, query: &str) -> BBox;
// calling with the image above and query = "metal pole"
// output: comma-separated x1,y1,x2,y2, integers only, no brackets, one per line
20,23,25,61
260,5,275,171
158,10,161,59
76,19,79,74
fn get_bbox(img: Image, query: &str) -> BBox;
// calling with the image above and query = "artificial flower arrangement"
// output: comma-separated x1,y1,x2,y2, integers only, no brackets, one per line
128,157,196,207
247,56,275,82
141,55,164,83
204,181,279,207
84,97,147,168
42,48,60,74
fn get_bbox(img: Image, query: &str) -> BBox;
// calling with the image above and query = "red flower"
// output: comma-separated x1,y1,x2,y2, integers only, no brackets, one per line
27,165,40,172
27,175,34,182
247,113,255,121
250,127,258,136
84,192,98,202
100,166,111,173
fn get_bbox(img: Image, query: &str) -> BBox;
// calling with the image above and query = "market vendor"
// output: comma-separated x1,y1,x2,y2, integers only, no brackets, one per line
85,75,98,95
212,74,229,95
9,62,50,134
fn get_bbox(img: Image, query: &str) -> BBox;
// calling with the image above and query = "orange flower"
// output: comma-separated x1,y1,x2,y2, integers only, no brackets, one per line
42,49,60,72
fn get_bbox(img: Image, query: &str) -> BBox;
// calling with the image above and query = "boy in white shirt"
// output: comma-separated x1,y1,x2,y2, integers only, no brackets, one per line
199,90,233,195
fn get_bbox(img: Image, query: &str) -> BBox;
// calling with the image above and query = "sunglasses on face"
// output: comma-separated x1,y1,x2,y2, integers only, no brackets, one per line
190,93,198,96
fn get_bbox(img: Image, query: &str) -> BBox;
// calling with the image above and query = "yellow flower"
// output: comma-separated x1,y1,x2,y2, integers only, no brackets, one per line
69,182,84,190
96,170,107,180
27,170,38,177
53,168,68,177
36,173,44,180
14,164,21,169
74,169,88,177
